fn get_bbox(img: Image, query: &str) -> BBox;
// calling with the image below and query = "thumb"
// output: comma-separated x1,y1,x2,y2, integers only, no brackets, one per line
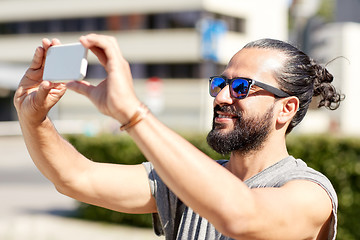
35,81,52,106
35,81,66,110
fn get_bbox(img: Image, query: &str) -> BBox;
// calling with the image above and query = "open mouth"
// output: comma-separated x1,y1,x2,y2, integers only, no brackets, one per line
217,113,236,119
215,111,239,123
213,105,241,125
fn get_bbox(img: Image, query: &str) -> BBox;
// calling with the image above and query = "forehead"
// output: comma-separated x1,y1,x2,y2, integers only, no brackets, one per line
223,48,285,85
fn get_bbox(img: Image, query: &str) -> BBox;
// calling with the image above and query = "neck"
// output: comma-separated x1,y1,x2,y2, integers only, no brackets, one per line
226,135,289,181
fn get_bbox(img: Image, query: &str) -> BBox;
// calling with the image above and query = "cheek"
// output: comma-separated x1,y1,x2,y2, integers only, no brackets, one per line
235,97,261,115
238,97,276,118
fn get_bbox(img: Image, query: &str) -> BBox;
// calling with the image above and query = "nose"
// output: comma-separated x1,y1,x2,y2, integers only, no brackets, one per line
214,85,234,106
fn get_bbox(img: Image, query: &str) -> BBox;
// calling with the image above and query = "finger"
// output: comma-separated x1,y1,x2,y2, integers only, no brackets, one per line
41,38,61,69
66,80,95,98
89,46,108,67
29,46,45,70
42,38,51,49
36,81,67,109
35,81,52,106
80,34,123,67
30,38,61,71
42,38,61,49
48,82,67,100
51,38,61,46
79,35,108,67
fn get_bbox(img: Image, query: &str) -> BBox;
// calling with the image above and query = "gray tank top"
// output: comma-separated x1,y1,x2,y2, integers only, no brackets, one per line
142,156,337,240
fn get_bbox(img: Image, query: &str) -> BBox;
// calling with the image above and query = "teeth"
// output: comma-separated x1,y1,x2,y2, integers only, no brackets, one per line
219,114,230,118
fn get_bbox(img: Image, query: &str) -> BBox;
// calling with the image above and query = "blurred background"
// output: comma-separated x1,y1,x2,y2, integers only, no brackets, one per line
0,0,359,239
0,0,359,135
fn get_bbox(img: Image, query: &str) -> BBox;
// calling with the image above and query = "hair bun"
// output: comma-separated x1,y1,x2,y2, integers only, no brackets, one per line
311,61,344,110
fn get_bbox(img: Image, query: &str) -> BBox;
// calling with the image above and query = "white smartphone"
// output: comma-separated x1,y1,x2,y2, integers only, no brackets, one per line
43,43,88,82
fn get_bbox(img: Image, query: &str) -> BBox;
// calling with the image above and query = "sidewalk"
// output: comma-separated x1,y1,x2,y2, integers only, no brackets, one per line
0,136,163,240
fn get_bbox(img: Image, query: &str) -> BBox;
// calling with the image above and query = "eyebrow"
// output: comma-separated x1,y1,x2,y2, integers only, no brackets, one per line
220,74,251,79
219,74,228,79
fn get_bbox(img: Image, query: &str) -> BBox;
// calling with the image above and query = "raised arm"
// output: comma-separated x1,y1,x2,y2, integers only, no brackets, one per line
67,34,333,239
14,38,156,214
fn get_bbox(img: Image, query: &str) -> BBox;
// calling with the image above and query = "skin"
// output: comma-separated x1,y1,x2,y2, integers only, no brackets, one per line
14,34,333,240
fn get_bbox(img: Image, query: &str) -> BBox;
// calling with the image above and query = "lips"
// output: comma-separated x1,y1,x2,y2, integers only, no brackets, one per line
217,112,237,119
215,111,239,124
213,105,240,125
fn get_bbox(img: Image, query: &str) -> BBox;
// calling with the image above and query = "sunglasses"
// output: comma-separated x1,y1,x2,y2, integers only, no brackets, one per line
209,76,290,99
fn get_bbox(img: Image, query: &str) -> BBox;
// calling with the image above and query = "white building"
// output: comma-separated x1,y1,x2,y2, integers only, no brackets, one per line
0,0,288,135
299,22,360,136
289,0,360,136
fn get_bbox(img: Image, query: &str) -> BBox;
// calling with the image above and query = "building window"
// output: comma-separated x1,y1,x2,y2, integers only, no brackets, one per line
146,64,201,79
144,11,201,30
214,13,246,33
0,91,16,121
0,11,247,35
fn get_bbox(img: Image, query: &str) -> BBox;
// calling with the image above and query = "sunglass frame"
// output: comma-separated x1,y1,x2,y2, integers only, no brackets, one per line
209,76,290,99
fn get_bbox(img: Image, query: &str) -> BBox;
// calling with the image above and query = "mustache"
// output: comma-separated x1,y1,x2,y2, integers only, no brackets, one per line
213,105,241,118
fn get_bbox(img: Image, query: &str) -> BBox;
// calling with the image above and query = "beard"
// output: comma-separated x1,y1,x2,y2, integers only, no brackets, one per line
206,104,274,155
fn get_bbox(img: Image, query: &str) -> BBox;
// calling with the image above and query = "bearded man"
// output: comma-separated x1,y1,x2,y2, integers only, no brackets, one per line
14,34,343,240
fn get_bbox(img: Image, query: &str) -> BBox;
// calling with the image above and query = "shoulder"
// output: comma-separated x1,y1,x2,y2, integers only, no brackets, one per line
248,157,338,240
246,156,336,193
277,157,338,207
246,156,338,213
261,156,338,240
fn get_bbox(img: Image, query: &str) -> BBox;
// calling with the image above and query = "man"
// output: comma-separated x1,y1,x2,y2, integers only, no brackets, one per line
14,34,342,240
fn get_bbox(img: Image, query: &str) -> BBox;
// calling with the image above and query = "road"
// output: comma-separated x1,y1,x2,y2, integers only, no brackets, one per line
0,136,163,240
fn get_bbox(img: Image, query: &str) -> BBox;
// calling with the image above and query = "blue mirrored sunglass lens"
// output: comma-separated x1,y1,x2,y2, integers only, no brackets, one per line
231,79,249,99
210,77,226,97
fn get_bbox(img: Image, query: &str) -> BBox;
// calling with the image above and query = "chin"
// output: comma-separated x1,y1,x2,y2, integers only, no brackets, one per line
213,121,235,132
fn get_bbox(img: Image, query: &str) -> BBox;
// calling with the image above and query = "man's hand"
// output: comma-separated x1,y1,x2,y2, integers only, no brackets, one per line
12,35,156,215
66,34,141,124
14,38,67,125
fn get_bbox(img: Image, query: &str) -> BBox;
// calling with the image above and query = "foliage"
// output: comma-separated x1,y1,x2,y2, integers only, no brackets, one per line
317,0,336,22
66,134,360,239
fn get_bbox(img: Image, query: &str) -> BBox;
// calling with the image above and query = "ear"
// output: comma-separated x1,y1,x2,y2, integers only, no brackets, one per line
276,96,299,125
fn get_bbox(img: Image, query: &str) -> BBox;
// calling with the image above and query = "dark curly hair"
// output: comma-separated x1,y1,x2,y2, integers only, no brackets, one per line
243,38,344,134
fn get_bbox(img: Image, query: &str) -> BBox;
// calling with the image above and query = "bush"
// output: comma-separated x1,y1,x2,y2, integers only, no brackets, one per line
67,134,360,239
66,134,152,227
